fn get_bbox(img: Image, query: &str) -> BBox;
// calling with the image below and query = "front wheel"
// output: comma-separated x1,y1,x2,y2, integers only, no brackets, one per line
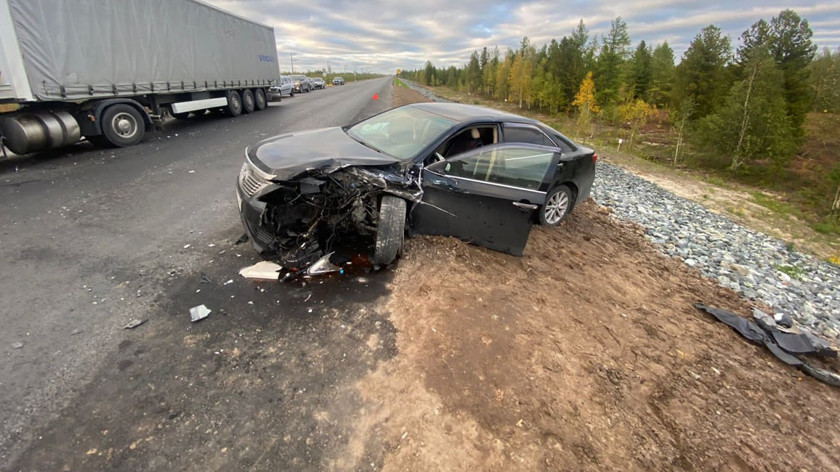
373,195,406,265
100,104,145,147
539,185,573,226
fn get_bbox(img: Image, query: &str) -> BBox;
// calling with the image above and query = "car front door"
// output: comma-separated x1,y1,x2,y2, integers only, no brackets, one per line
411,143,560,256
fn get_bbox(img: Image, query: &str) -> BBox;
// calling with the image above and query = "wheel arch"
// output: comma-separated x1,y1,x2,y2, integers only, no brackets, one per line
78,98,153,137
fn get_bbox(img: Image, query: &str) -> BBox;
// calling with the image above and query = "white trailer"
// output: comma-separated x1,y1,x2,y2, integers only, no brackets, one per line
0,0,279,154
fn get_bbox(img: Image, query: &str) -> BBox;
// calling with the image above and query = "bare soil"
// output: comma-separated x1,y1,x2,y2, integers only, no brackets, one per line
348,202,840,471
393,82,432,107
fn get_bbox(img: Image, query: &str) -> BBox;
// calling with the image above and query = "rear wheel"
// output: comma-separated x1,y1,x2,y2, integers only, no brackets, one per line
254,89,267,110
373,195,406,265
539,185,573,226
100,104,145,147
241,89,255,114
226,90,242,116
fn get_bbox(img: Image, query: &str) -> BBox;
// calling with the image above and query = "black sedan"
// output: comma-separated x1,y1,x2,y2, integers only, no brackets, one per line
236,103,596,269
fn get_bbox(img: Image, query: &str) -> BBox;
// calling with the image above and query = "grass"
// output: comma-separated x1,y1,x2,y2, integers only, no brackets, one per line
394,78,409,88
774,264,805,280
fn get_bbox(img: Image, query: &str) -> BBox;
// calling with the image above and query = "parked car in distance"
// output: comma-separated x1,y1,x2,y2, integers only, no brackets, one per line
332,77,345,85
268,76,294,101
289,75,311,93
236,103,597,271
311,78,326,89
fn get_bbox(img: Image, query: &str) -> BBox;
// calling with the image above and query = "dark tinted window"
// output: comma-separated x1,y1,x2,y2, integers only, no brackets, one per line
547,131,576,153
504,125,553,147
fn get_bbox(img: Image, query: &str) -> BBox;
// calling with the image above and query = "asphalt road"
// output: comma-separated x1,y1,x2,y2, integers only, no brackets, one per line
0,77,397,470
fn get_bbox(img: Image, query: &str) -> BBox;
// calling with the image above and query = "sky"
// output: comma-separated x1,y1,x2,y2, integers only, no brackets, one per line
207,0,840,74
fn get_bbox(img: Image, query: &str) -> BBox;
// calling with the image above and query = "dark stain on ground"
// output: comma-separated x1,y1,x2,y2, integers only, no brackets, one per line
8,228,398,471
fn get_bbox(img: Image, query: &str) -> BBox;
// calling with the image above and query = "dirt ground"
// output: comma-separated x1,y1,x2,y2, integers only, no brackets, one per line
348,202,840,471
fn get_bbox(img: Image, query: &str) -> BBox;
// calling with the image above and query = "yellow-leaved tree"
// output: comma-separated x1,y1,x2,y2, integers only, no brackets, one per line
618,99,653,149
572,72,599,142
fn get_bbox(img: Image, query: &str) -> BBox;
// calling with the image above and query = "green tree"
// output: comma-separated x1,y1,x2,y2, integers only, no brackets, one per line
768,10,817,137
649,42,675,106
698,46,795,171
466,51,482,92
811,47,840,113
423,60,435,86
675,25,732,118
595,17,631,106
631,41,653,100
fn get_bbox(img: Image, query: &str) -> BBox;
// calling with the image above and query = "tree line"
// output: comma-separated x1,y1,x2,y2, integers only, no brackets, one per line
398,10,838,177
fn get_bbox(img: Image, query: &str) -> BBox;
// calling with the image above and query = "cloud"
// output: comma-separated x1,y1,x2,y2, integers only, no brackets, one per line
205,0,840,73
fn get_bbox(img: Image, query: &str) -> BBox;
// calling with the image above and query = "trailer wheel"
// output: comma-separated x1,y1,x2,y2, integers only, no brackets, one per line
241,89,255,114
254,89,267,110
226,90,242,117
100,104,145,147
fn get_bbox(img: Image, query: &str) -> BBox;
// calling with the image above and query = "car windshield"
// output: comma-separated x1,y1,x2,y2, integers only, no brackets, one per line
346,107,456,160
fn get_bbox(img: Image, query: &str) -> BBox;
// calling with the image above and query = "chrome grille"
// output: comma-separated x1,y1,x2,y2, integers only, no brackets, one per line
239,162,270,197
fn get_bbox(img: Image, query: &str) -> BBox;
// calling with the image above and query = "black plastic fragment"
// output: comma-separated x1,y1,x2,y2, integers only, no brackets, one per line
235,233,249,245
694,303,840,388
299,177,325,195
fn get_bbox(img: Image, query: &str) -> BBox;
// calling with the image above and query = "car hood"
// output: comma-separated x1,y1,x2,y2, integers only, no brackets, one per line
248,127,402,180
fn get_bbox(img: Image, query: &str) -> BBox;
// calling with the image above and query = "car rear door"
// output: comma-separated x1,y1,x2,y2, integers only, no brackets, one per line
411,143,560,256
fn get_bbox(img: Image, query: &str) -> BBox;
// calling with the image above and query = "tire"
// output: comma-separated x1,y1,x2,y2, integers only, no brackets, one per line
241,89,255,114
254,89,267,110
290,90,295,97
373,195,406,265
100,104,145,147
226,90,242,117
539,185,573,226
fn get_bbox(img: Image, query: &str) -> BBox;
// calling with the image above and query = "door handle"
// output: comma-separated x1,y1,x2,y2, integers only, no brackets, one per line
512,202,538,210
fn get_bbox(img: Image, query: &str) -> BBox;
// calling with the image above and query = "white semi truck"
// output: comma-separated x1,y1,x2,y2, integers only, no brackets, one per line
0,0,279,154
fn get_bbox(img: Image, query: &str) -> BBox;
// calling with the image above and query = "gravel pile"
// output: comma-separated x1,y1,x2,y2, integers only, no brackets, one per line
400,79,451,103
593,162,840,341
398,80,840,342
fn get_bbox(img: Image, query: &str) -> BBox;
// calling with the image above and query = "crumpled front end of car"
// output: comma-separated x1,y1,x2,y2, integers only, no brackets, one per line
236,159,421,270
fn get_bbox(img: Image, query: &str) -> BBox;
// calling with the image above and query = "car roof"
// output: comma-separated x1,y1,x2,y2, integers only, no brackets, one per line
406,102,539,124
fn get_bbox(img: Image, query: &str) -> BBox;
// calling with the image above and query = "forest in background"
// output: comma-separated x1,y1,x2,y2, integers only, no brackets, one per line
398,10,840,236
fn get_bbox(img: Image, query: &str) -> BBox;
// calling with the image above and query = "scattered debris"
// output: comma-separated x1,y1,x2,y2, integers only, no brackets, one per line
239,261,282,280
774,312,794,329
305,252,340,276
70,328,83,336
200,274,212,284
123,319,147,329
223,279,234,285
234,234,249,245
695,304,840,387
189,305,211,322
183,244,191,249
12,342,23,349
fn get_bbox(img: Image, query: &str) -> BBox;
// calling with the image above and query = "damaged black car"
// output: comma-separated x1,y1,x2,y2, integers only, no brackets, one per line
235,102,597,269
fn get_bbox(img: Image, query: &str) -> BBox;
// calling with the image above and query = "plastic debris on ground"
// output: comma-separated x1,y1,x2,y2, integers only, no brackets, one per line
189,304,211,322
305,252,341,276
239,261,283,280
123,319,147,329
695,303,840,387
12,342,23,349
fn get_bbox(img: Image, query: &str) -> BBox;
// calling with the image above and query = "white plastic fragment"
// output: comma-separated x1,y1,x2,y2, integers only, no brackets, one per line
306,252,339,276
238,261,282,280
190,304,211,322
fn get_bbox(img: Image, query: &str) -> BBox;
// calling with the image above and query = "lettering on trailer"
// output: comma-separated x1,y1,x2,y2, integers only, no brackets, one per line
258,55,275,63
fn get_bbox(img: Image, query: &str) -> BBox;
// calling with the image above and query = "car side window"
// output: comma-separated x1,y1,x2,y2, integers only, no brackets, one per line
504,125,554,147
432,146,555,190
